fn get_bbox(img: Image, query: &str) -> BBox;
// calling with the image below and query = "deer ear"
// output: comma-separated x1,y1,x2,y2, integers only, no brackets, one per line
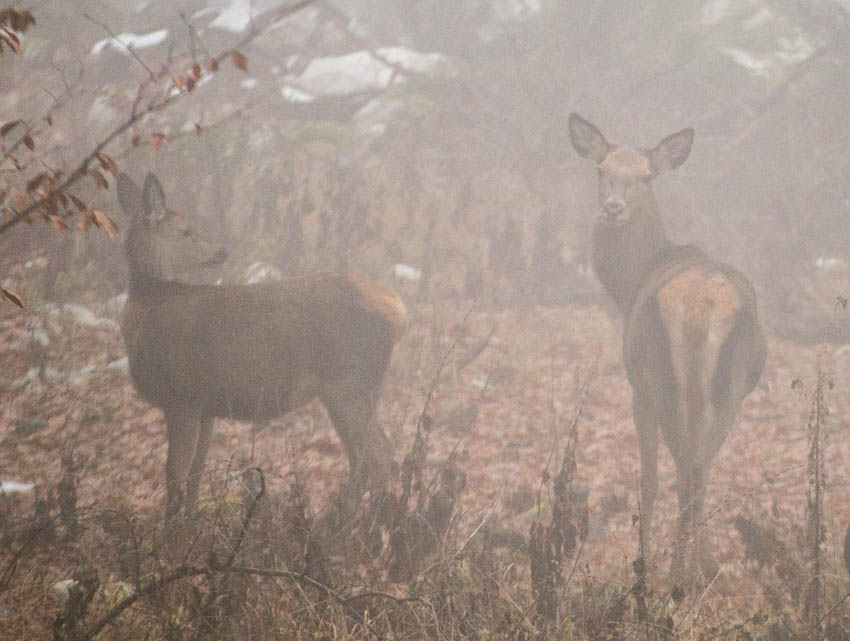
116,174,145,219
142,173,166,215
650,127,694,172
568,113,609,164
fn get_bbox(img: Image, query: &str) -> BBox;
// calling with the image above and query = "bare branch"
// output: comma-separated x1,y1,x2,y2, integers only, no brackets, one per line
0,0,319,237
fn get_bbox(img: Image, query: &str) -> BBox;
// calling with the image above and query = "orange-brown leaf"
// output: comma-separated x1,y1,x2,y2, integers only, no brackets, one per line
4,154,19,168
41,196,58,218
194,123,202,136
49,214,69,231
150,133,167,152
11,187,26,208
89,169,109,190
207,57,219,72
97,152,119,178
23,134,34,150
3,207,21,223
8,9,35,33
1,286,24,308
26,171,50,193
2,30,21,55
132,134,141,147
91,209,119,239
0,120,19,137
69,194,87,212
171,72,186,91
77,209,93,233
191,63,202,80
230,50,247,72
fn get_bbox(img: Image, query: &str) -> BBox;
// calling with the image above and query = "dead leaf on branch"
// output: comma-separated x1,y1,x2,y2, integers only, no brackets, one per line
11,187,26,208
0,8,36,33
23,134,34,150
0,285,24,308
150,133,167,151
97,153,119,178
230,50,248,71
26,171,53,194
91,210,119,239
0,28,21,55
69,195,87,213
89,169,109,190
0,120,20,137
49,214,69,231
171,73,186,91
77,209,92,233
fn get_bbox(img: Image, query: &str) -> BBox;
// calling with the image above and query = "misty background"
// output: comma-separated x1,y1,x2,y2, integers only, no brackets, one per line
2,0,849,339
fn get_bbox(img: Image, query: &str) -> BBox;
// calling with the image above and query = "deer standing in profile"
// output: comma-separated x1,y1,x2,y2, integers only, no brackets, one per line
117,173,406,521
568,114,766,583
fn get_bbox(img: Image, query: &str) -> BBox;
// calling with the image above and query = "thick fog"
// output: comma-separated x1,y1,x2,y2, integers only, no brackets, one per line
2,1,850,636
1,0,847,340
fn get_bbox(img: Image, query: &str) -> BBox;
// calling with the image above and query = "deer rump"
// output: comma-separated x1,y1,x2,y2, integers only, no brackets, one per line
123,272,401,422
622,244,765,457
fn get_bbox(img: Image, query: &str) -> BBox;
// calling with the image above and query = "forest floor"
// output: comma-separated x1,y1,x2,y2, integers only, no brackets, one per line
1,292,849,634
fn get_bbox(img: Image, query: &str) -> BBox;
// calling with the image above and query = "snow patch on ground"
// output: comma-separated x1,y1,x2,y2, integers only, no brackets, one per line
776,32,815,64
288,48,447,97
91,29,168,55
723,47,777,77
244,262,282,284
492,0,542,22
59,303,120,330
209,0,251,32
1,480,35,494
281,86,314,103
392,263,423,282
701,0,732,25
743,6,774,30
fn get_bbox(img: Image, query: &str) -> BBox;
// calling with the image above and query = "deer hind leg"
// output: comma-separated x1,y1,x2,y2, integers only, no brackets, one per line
321,377,393,516
669,437,717,583
324,378,393,492
670,346,730,586
163,406,202,521
633,394,659,557
184,414,214,512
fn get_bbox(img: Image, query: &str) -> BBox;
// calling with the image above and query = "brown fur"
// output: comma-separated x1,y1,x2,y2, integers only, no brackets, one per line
569,114,766,584
117,173,405,520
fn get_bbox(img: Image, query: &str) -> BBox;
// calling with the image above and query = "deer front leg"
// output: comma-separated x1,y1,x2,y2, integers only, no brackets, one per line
163,407,201,521
185,415,214,512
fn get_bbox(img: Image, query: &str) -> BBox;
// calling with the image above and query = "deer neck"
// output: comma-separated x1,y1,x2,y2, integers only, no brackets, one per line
125,227,165,294
591,200,672,314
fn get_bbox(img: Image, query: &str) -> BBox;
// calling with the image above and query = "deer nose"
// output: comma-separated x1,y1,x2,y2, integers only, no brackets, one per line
603,200,624,221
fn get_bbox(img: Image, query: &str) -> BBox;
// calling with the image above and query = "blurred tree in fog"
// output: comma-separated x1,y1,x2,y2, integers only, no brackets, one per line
1,0,848,340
